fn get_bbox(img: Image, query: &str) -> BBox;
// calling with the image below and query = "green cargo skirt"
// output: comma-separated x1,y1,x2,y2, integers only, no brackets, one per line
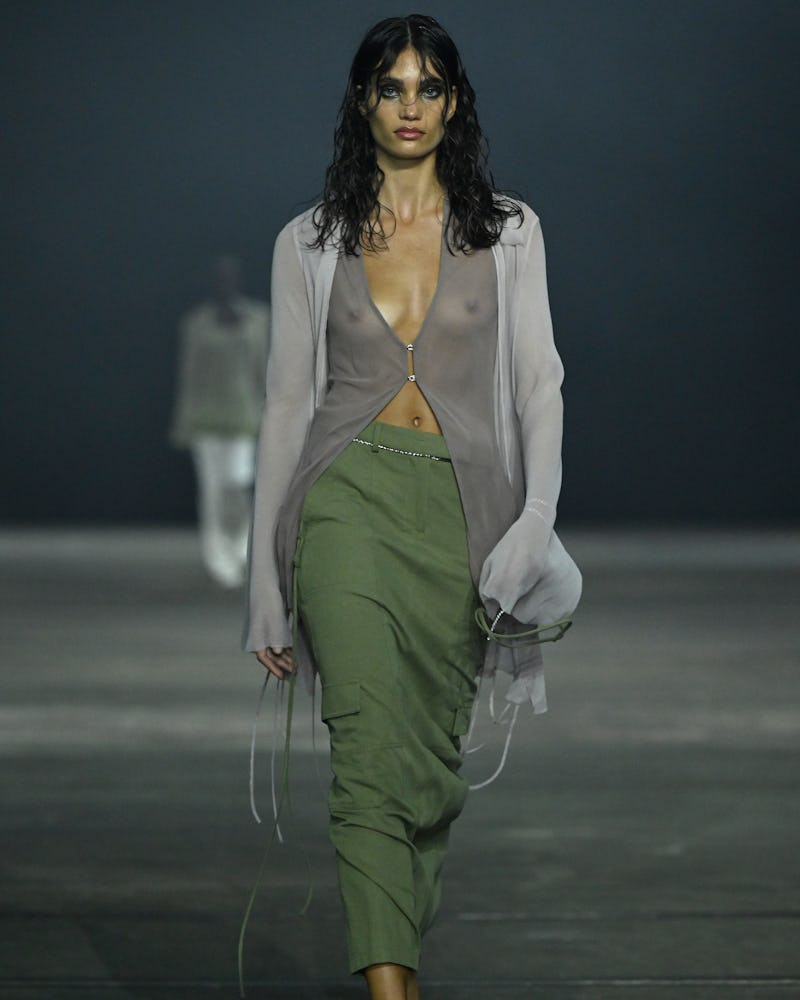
295,420,483,973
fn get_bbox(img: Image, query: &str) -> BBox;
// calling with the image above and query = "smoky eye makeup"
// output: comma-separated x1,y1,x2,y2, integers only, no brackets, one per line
376,79,402,99
418,76,445,98
374,75,446,101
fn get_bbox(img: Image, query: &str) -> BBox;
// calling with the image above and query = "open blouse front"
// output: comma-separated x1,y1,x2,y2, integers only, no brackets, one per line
244,201,582,715
274,235,519,619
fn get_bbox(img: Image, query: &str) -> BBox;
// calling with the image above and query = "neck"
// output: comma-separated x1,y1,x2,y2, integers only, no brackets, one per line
375,152,445,225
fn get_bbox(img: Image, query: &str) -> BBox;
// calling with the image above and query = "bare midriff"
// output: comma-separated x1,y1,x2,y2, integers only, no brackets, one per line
375,360,443,434
376,388,442,433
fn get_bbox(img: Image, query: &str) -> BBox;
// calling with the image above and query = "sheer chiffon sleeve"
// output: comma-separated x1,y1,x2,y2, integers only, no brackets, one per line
479,214,581,626
243,223,315,652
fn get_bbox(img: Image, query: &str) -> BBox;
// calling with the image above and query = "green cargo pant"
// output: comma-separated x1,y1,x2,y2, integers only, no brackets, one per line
295,421,483,973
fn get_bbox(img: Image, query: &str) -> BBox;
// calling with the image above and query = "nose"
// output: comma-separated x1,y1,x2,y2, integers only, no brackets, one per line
399,96,421,119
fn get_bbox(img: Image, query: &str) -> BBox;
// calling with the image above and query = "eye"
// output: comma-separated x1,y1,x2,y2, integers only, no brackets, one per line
378,84,400,99
421,83,444,99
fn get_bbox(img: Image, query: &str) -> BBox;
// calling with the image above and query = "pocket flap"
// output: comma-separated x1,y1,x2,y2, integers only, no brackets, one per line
321,681,361,721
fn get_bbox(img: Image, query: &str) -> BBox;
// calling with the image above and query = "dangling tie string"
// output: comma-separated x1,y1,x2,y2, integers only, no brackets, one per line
249,673,271,825
469,703,520,791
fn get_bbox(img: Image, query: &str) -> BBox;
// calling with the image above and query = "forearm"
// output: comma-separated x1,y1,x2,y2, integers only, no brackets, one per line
479,214,567,616
243,221,315,651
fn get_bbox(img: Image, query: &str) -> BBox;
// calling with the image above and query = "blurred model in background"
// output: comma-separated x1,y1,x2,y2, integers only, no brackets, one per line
170,255,270,588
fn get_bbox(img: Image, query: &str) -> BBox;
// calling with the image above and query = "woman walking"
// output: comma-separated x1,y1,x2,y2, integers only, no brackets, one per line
244,14,581,999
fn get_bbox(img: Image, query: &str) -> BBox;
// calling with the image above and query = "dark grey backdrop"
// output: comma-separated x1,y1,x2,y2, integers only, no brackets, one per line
2,0,798,524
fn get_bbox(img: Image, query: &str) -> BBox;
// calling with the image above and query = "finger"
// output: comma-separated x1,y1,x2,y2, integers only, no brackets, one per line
255,649,286,680
268,647,295,672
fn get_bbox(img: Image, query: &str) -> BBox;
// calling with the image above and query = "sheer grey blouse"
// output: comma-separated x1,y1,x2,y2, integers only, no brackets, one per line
244,202,582,714
273,226,518,616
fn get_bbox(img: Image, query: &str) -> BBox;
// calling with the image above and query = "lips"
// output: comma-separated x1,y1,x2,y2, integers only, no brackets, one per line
395,128,424,139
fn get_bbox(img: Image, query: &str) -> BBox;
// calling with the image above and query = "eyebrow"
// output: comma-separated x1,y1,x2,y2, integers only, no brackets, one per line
376,74,445,88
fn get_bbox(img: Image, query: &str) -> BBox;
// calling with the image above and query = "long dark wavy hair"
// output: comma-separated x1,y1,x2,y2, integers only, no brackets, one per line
311,14,523,253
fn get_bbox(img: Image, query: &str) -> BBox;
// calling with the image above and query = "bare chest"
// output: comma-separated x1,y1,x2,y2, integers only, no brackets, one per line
362,227,442,344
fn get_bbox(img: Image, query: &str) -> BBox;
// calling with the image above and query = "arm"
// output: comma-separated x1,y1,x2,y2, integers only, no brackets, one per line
479,216,567,620
251,303,270,398
243,223,315,670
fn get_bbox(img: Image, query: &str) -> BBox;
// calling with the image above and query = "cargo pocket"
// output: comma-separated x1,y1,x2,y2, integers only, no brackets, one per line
322,681,404,812
447,689,478,760
321,681,362,724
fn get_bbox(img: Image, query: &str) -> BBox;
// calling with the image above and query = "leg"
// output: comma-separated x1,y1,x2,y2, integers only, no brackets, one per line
363,963,418,1000
296,435,480,983
302,588,422,973
219,435,256,579
218,480,250,578
190,437,238,586
296,481,421,973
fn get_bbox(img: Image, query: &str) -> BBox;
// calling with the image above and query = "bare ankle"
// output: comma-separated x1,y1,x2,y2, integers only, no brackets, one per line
363,962,416,1000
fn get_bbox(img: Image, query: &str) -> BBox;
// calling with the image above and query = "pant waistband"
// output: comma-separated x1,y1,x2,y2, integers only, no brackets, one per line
353,420,452,462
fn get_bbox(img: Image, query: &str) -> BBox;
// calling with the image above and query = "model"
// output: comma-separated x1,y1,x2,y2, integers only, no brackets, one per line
243,14,581,1000
170,255,270,587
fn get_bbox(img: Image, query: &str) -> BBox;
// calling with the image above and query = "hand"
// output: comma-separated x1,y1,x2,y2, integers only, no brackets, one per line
479,510,550,614
255,646,294,680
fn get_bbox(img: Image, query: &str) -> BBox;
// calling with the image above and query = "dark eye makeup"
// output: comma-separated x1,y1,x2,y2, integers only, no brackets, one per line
375,75,446,101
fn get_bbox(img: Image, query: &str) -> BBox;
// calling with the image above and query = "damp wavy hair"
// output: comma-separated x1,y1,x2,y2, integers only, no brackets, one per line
311,13,523,254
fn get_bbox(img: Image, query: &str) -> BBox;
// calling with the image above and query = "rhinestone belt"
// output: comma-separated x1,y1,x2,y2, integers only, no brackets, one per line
352,436,451,462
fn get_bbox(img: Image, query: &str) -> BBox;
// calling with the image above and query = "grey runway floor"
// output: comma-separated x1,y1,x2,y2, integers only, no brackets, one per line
1,528,799,1000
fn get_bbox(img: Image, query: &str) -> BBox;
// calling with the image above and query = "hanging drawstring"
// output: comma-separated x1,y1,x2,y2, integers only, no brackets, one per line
238,554,313,999
462,672,485,756
464,605,561,789
466,670,516,790
248,673,270,825
474,606,572,647
269,681,286,844
237,663,297,998
469,702,520,791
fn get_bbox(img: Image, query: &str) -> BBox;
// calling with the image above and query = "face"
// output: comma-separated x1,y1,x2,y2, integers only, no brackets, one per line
361,47,456,165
